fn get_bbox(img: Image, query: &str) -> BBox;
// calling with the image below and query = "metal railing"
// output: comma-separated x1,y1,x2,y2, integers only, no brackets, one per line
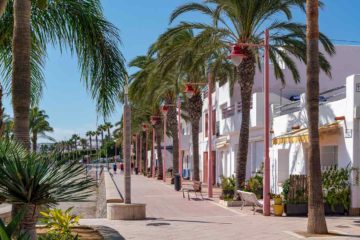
273,100,301,116
274,85,346,116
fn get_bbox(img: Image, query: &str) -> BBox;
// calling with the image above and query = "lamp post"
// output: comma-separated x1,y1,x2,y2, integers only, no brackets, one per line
184,79,213,198
139,131,142,174
228,29,270,216
142,123,149,175
177,97,182,178
123,78,131,204
161,105,169,182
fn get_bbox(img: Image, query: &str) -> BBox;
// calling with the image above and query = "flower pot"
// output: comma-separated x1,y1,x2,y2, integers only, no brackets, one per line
324,203,346,215
274,197,282,205
273,204,284,216
284,203,308,216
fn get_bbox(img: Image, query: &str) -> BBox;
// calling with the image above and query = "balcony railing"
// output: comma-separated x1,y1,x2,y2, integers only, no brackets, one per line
222,101,253,119
274,85,346,116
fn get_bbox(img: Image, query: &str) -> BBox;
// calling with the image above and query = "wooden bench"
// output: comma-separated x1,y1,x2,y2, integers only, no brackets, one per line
182,181,204,200
237,190,263,214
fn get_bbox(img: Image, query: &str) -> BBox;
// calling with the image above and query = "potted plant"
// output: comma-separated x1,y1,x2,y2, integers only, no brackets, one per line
219,176,241,207
270,193,283,216
322,166,350,215
282,177,308,216
244,175,263,199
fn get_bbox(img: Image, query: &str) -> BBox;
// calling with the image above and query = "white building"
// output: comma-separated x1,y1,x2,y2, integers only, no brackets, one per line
271,74,360,211
179,45,360,195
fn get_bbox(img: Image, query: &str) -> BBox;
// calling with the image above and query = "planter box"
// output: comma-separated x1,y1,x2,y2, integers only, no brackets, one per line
219,200,243,207
284,203,308,216
324,203,347,215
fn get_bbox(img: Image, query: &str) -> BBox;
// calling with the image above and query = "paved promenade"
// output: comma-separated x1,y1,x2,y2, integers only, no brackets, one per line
81,174,360,240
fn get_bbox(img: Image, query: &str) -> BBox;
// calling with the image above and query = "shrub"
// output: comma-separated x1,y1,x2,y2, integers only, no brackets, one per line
322,166,351,210
220,176,236,200
40,207,80,236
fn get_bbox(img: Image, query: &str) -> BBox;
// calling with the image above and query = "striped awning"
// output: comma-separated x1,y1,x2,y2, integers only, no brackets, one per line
272,121,341,145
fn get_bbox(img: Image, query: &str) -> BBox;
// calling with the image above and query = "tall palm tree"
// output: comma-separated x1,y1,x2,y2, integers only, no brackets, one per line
0,0,126,149
95,130,100,150
306,0,327,234
129,55,181,176
97,125,105,147
153,29,232,181
80,138,87,150
86,131,93,151
168,0,334,188
29,107,54,152
103,122,113,140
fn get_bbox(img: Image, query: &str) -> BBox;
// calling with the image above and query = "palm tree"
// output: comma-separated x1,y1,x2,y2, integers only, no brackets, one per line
153,29,232,181
0,0,126,149
97,125,105,147
306,0,327,234
29,107,54,152
103,122,113,140
0,140,94,239
86,131,94,151
168,0,335,188
95,130,100,150
80,138,88,150
129,54,181,176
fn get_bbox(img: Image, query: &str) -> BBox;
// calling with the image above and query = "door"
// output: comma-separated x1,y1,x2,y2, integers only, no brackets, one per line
203,152,208,183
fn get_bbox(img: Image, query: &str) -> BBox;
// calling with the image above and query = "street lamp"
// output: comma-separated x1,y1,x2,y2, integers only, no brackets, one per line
227,29,270,216
229,45,246,66
184,80,213,198
142,123,149,176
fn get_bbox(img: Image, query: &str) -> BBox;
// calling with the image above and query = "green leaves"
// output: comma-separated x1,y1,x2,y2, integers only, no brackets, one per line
40,207,80,236
0,206,30,240
0,0,126,117
0,140,95,206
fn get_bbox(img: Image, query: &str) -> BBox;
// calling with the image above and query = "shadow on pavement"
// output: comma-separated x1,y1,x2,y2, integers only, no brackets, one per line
92,225,125,240
146,218,231,225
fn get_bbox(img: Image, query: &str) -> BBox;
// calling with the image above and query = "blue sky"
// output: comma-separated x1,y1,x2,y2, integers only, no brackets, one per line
4,0,360,142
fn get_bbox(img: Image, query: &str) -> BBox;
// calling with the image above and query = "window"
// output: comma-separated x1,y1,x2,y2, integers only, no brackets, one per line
320,146,338,168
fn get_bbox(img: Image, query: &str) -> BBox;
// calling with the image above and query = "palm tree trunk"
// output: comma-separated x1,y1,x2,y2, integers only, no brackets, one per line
167,104,179,175
236,55,256,190
155,122,163,180
96,135,99,150
191,120,200,181
0,84,5,137
107,129,111,140
12,0,32,150
89,136,92,151
187,93,202,181
31,132,37,152
306,0,328,234
13,204,38,240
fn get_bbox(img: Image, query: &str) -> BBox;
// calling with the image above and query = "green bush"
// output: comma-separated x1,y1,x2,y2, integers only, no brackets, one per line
220,176,236,200
39,207,80,240
322,166,351,210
